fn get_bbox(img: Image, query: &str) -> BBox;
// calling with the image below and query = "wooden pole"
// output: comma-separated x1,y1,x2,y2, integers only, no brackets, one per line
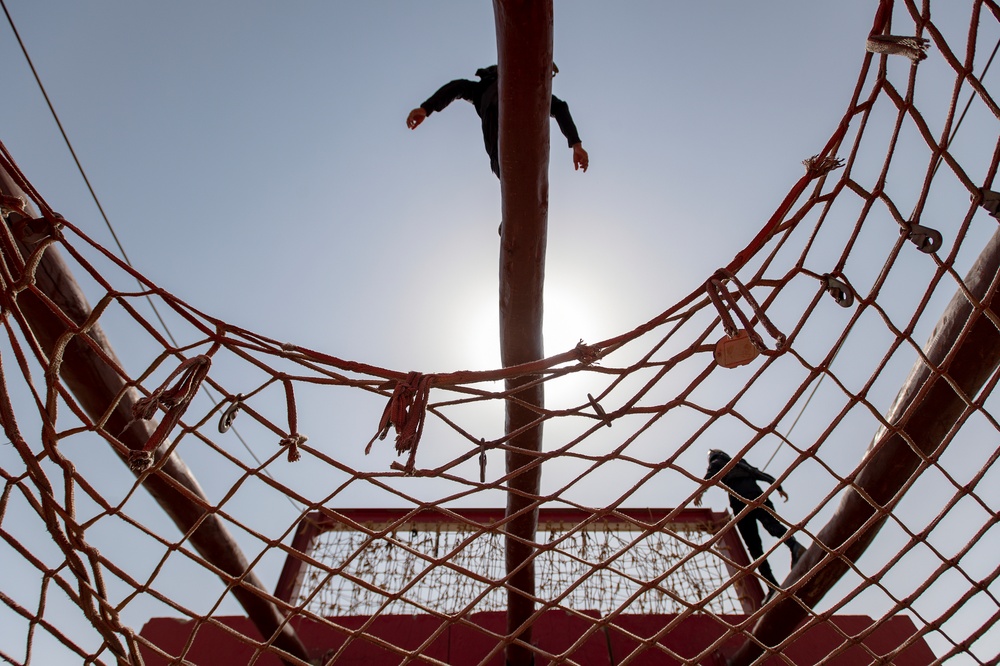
728,226,1000,665
493,1,553,664
0,169,311,665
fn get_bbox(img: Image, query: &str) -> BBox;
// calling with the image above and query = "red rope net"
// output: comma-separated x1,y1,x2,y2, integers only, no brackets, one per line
1,0,1000,663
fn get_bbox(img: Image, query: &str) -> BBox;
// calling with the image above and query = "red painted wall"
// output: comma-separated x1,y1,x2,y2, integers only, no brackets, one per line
140,611,935,665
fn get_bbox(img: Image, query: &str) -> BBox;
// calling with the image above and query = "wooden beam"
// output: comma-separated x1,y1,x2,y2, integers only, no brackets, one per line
0,169,311,665
728,226,1000,664
493,1,553,664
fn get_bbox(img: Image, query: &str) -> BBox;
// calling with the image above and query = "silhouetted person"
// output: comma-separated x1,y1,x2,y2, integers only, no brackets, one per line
406,64,589,177
694,449,806,592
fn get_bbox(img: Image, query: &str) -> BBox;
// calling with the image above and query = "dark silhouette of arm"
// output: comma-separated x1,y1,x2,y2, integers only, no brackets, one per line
551,95,587,170
421,79,480,115
550,95,581,146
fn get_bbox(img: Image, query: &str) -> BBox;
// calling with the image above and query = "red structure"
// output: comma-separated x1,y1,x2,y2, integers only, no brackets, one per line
140,612,933,665
139,508,936,664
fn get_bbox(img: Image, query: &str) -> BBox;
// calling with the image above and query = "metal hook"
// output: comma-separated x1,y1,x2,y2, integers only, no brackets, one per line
823,275,854,308
218,394,243,433
13,213,64,244
977,188,1000,219
903,223,942,254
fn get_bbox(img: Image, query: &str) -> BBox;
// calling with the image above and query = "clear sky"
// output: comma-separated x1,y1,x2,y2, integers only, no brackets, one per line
2,1,997,663
1,1,874,370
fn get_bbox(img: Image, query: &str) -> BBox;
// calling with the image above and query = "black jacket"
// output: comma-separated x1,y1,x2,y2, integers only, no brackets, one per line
704,450,783,510
419,66,582,174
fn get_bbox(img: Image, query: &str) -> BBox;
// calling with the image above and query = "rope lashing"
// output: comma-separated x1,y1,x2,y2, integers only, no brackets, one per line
706,269,786,353
866,34,931,62
279,378,306,462
366,371,433,472
128,355,211,472
574,339,602,365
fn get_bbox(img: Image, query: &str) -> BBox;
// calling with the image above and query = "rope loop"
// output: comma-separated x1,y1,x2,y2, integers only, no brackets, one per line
366,371,433,472
128,355,212,472
706,270,786,355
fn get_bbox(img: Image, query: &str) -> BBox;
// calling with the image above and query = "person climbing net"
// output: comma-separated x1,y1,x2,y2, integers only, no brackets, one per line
694,449,806,595
406,64,589,176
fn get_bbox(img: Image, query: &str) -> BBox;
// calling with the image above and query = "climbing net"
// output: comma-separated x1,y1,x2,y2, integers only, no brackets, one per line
287,509,746,619
2,0,1000,664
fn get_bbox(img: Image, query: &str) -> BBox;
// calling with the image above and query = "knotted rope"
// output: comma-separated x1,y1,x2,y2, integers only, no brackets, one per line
366,371,433,472
128,355,212,472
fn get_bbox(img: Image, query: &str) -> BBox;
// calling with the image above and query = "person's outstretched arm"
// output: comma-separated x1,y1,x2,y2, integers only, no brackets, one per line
406,79,478,129
743,461,789,501
551,95,588,172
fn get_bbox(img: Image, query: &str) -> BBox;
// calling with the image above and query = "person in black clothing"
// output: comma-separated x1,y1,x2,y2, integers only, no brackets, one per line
406,64,589,176
694,449,806,591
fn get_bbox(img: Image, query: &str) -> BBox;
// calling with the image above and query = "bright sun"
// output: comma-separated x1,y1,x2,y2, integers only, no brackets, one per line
543,281,598,357
454,280,605,370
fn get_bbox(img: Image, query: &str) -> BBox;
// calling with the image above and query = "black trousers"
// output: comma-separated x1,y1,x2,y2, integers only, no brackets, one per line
733,499,789,588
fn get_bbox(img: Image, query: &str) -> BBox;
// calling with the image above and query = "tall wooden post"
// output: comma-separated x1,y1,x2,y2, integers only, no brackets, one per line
493,1,553,663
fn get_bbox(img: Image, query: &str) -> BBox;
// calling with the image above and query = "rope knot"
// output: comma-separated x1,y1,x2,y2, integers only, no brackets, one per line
128,449,155,473
366,371,433,472
802,155,844,178
279,434,306,462
574,340,601,365
132,394,160,421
